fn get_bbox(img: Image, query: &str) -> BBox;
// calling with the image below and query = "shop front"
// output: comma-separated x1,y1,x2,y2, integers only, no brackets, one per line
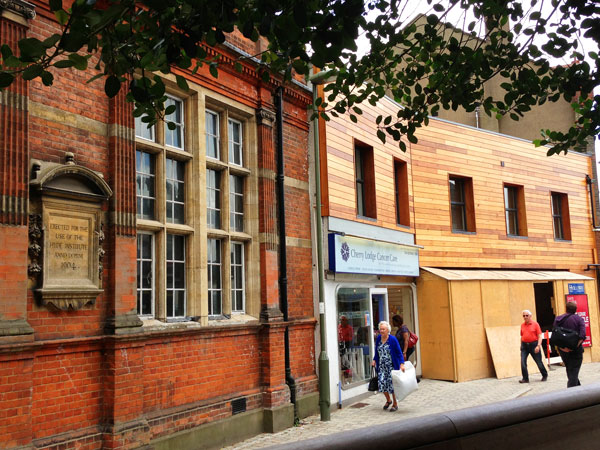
323,223,420,407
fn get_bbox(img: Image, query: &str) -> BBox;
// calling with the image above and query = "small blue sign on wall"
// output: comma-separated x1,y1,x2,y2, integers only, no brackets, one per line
568,283,585,295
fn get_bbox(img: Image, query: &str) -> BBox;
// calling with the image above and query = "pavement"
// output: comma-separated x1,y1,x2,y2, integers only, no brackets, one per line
223,361,600,449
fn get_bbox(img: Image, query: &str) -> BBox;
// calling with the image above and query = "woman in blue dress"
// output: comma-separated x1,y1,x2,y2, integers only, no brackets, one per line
372,320,405,412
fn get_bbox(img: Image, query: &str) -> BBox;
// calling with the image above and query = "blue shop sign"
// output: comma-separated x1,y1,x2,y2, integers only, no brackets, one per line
568,283,585,295
328,234,419,276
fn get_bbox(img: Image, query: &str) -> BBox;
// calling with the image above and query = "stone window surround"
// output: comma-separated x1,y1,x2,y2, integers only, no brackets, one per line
134,76,260,325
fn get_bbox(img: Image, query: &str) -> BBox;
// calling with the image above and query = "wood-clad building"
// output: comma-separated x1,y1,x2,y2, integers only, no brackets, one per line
411,118,600,381
317,87,599,398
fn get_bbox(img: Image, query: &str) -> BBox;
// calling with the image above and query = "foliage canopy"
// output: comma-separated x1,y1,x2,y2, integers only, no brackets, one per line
0,0,598,154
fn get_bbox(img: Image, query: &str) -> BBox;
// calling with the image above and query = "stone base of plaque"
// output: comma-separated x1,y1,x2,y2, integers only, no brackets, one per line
105,312,143,335
36,287,102,311
0,319,34,340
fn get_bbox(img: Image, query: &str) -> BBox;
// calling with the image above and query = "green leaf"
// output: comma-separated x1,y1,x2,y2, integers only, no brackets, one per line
0,72,15,89
40,71,54,86
22,64,43,81
42,34,62,49
1,44,13,60
209,64,218,78
3,56,23,68
18,38,46,61
55,9,69,25
53,59,75,68
68,53,88,70
175,74,189,91
376,129,386,143
49,0,62,11
104,75,121,97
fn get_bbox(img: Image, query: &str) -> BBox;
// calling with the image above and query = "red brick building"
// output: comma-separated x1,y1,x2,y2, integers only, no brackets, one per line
0,1,318,448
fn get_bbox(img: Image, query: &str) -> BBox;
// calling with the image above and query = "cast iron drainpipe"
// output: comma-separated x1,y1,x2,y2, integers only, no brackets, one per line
586,174,598,228
276,86,298,422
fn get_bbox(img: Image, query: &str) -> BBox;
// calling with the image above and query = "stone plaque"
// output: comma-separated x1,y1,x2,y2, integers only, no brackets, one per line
29,156,112,311
47,214,93,282
37,199,103,310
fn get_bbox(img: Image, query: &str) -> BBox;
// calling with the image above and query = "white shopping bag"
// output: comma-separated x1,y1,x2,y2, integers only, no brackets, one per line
391,360,418,401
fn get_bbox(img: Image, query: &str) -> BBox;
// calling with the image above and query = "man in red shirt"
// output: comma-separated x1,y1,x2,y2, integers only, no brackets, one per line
338,315,354,349
519,310,548,383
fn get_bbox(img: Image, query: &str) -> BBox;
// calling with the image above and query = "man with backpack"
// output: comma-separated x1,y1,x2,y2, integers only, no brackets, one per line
553,301,586,387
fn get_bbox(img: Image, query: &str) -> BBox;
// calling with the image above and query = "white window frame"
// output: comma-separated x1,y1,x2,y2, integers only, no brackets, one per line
230,174,244,232
135,115,156,142
207,169,221,229
136,232,155,318
228,118,243,166
166,233,186,319
208,238,223,316
165,95,184,149
136,150,156,220
206,109,220,160
166,158,185,224
231,242,245,313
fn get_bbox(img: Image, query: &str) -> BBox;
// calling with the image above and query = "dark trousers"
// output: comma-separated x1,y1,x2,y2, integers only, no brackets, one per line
559,346,583,388
520,341,548,381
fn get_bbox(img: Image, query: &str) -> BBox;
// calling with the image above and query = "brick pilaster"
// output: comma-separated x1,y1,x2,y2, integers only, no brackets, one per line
259,323,290,408
0,0,35,340
105,81,142,333
256,108,282,320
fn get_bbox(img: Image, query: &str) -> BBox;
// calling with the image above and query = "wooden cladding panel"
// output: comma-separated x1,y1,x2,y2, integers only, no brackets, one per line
324,97,594,273
412,119,594,272
324,96,413,231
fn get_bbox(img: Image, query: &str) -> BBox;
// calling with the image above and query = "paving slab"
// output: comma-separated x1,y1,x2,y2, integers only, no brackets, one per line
223,361,600,449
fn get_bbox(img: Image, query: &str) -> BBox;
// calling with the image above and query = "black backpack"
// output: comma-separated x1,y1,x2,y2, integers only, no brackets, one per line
549,314,580,350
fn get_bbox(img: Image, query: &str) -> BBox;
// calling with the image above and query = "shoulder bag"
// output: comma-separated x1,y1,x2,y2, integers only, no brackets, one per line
407,331,419,348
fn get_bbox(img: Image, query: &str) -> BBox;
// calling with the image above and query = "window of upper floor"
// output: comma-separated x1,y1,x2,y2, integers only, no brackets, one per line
449,175,476,233
551,191,571,241
354,141,376,219
504,184,528,237
394,159,410,227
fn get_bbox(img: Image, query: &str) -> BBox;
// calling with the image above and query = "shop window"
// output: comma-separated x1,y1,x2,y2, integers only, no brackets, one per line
337,287,373,388
355,142,376,219
449,175,475,232
551,192,571,240
504,184,527,236
394,159,409,227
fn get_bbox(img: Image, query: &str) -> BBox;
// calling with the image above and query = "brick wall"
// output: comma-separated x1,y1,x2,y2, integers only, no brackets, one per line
0,4,316,449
